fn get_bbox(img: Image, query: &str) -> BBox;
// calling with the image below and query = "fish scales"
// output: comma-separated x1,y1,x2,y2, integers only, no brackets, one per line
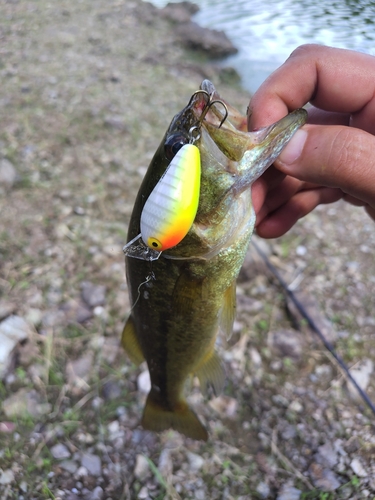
122,80,307,440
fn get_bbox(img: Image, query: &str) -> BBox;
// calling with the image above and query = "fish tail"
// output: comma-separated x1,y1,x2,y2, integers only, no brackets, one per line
142,392,208,441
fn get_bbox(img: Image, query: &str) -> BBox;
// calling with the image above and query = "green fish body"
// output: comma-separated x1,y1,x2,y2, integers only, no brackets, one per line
122,81,307,440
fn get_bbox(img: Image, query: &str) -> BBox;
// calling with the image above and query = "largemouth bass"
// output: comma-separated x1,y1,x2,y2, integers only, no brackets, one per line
122,81,307,440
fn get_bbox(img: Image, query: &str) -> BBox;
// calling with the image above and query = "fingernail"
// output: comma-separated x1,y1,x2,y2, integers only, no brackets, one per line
278,129,308,165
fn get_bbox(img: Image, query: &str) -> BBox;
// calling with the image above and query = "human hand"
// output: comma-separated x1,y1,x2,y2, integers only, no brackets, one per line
248,44,375,238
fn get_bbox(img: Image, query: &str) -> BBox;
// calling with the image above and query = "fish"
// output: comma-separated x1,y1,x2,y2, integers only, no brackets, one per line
122,80,307,441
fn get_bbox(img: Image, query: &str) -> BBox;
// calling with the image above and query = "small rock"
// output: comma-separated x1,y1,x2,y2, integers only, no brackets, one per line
60,460,79,474
66,353,94,388
0,469,15,485
0,300,15,320
350,457,368,477
209,395,238,419
195,489,205,500
134,454,150,480
2,388,51,418
288,400,303,413
81,281,106,308
277,483,302,500
267,329,303,360
51,443,71,460
81,453,102,477
347,359,373,400
309,462,341,491
158,448,173,478
176,22,238,58
102,379,121,402
138,486,149,500
60,300,93,324
104,115,128,131
315,442,338,468
75,466,88,478
137,370,151,394
0,315,33,378
186,451,205,472
0,158,17,187
256,481,270,498
89,486,104,500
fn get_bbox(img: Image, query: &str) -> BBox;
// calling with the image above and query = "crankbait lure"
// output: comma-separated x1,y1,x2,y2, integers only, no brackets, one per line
123,88,228,261
140,143,200,252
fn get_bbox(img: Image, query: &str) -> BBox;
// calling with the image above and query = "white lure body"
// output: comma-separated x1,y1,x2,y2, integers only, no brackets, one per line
140,144,201,251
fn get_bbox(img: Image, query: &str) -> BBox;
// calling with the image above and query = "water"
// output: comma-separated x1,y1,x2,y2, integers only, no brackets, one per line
150,0,375,93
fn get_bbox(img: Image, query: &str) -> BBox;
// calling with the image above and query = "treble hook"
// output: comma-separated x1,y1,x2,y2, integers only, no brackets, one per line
187,89,229,129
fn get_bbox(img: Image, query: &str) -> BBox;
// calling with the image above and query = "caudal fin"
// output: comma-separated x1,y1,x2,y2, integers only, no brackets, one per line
142,393,208,441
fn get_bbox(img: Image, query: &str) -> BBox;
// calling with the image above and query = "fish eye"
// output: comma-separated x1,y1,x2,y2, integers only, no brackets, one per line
164,134,188,160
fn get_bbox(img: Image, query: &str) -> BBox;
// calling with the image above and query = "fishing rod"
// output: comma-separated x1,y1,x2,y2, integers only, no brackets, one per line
251,238,375,418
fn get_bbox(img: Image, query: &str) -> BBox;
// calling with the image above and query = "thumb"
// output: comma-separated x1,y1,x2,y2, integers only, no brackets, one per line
275,124,375,207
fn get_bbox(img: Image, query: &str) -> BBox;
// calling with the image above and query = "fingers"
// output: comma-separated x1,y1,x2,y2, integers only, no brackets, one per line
252,175,318,224
256,187,343,239
275,124,375,207
248,44,375,132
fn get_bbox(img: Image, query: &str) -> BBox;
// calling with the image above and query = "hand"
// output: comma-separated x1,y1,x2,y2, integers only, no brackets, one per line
247,44,375,238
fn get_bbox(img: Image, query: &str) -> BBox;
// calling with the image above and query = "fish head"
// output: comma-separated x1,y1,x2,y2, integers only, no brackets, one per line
125,80,307,260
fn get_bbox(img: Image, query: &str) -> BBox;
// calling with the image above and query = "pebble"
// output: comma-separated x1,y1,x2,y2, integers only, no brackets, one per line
347,359,373,400
267,328,303,360
256,481,270,498
51,443,71,460
2,388,51,418
186,451,205,472
134,454,150,480
138,486,149,499
209,395,238,418
137,370,151,394
0,315,32,378
60,460,79,474
89,486,104,500
80,453,102,476
194,489,206,500
0,158,17,187
0,469,15,485
277,483,301,500
0,300,15,321
350,457,368,477
81,281,106,308
309,462,341,491
315,442,338,468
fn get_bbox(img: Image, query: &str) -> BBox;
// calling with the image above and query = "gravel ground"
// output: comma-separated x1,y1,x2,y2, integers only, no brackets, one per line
0,1,375,499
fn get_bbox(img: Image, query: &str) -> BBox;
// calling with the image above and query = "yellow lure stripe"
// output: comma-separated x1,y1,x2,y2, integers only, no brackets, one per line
140,144,201,251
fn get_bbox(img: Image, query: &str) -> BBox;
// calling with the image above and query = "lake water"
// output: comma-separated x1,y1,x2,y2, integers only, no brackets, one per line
149,0,375,93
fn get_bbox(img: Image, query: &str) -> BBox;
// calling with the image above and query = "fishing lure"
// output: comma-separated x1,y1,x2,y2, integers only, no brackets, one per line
140,142,200,252
123,89,228,261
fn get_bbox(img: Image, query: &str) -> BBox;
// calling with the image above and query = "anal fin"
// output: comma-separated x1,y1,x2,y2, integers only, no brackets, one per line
195,350,225,397
121,315,144,366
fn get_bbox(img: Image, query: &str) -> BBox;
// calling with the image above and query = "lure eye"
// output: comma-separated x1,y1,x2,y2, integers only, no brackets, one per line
147,237,162,250
164,134,188,160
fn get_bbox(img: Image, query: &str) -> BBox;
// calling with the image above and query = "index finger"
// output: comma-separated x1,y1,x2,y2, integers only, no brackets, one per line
248,44,375,130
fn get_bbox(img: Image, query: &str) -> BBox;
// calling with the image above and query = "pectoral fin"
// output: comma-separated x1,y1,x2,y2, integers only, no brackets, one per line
195,349,225,396
172,270,204,314
121,315,144,366
219,280,237,340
